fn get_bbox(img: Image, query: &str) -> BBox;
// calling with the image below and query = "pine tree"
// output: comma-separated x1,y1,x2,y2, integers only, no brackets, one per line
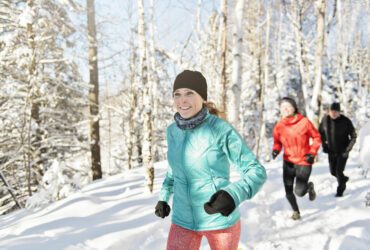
0,0,87,214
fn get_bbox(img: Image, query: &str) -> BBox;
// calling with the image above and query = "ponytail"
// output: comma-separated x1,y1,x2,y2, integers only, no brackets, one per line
204,101,226,120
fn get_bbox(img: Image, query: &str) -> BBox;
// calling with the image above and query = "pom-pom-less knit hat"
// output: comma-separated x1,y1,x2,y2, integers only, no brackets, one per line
173,70,208,101
330,102,341,111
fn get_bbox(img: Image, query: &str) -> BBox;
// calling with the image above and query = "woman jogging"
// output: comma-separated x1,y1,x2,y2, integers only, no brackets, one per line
155,70,267,249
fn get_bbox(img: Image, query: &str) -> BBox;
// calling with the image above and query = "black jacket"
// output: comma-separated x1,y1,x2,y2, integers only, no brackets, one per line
319,115,357,154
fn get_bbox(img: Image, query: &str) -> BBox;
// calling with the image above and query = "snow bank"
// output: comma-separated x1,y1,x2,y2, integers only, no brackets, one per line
359,121,370,177
1,160,370,249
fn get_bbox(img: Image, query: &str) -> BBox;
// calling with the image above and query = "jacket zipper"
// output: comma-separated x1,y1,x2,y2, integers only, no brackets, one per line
182,130,196,230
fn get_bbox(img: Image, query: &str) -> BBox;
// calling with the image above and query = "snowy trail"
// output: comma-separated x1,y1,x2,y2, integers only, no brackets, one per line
0,158,369,250
240,159,370,250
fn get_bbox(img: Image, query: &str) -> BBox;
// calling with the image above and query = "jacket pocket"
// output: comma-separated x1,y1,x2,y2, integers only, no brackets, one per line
190,181,215,206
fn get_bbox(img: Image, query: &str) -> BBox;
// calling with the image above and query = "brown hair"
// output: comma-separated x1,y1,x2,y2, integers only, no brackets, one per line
204,101,226,120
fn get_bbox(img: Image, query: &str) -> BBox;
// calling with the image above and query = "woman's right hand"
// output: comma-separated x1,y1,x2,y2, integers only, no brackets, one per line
155,201,171,218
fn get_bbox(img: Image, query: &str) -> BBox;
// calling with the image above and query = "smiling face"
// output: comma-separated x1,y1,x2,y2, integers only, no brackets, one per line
280,101,296,118
173,88,204,119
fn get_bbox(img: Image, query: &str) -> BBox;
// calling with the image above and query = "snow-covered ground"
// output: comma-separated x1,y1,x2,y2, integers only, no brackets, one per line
0,155,369,250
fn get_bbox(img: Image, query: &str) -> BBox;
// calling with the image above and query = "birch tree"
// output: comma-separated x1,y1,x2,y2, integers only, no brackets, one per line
256,3,271,160
138,0,154,192
240,0,263,152
196,12,220,107
218,0,228,112
126,63,137,170
227,0,245,129
308,0,326,127
283,0,314,115
123,2,137,170
149,0,159,162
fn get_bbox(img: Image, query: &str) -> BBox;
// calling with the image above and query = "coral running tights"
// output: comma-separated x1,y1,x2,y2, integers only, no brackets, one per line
166,220,240,250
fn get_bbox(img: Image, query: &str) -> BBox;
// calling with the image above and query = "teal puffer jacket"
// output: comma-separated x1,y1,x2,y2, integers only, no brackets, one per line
159,112,267,231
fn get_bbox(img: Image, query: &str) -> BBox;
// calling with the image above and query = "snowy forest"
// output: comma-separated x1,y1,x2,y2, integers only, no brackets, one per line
0,0,369,216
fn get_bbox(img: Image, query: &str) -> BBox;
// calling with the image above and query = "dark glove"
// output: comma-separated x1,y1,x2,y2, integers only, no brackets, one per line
342,151,349,158
322,145,329,154
204,190,235,217
305,154,315,164
155,201,171,218
272,150,279,160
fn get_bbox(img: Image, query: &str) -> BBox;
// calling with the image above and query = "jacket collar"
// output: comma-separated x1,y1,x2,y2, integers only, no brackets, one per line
281,113,304,125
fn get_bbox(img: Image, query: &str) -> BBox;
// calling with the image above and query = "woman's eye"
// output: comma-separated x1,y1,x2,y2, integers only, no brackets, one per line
185,92,194,96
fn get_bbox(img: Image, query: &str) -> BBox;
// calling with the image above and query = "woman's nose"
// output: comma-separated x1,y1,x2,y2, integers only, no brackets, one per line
179,96,188,103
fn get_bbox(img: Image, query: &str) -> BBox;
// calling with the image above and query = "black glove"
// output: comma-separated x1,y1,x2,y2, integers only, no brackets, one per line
155,201,171,218
204,190,235,217
322,145,329,154
272,150,279,160
305,154,315,164
342,151,349,158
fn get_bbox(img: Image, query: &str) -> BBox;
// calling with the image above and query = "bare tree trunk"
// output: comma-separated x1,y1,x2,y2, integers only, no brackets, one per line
126,90,136,170
0,171,22,209
26,0,43,187
218,0,228,113
126,4,136,170
149,0,159,162
361,0,370,93
336,0,348,114
87,0,102,180
227,0,244,129
105,83,111,175
138,0,154,193
195,0,202,40
274,1,283,97
290,2,310,115
257,4,271,161
309,0,326,127
255,49,263,157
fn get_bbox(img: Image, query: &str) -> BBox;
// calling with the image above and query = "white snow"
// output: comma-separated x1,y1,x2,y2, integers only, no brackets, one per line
18,5,35,27
359,121,370,176
0,157,369,250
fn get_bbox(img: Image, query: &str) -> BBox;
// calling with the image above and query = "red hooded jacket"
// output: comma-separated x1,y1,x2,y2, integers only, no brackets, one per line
273,113,322,166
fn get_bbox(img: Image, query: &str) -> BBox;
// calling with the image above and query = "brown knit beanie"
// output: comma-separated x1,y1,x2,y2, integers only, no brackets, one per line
173,70,208,101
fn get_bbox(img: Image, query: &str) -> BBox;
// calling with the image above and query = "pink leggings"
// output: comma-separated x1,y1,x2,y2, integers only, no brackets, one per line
166,221,241,250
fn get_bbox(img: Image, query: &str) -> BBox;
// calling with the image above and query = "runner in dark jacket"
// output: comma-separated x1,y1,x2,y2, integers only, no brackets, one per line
319,102,357,197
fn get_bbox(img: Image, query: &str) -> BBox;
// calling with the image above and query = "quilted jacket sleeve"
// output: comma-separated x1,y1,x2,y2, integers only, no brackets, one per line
306,118,322,156
159,128,174,202
272,123,282,153
345,118,357,153
159,168,174,202
219,123,267,207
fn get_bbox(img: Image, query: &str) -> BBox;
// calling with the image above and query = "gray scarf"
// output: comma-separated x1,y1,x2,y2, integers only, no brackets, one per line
174,107,208,130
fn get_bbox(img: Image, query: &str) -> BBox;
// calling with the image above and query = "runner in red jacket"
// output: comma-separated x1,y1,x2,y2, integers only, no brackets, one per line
272,97,322,220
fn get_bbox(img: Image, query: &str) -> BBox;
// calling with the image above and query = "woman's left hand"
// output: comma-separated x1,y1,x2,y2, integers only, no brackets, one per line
305,154,315,164
204,190,236,216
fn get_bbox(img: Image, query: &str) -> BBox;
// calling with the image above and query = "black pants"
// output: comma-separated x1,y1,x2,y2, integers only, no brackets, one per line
328,153,348,188
283,161,312,213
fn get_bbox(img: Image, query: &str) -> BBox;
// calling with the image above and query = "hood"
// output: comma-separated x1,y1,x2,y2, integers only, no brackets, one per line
281,113,304,126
